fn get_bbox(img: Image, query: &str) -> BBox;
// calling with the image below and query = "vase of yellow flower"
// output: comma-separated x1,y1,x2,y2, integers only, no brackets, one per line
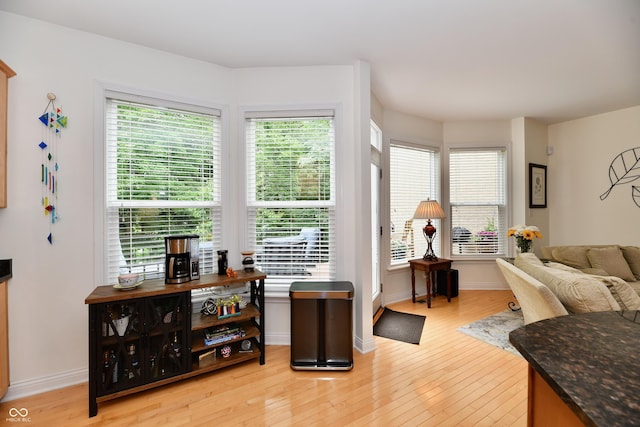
507,224,542,254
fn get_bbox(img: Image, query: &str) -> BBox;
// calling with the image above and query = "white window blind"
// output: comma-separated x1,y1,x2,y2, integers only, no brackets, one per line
246,113,336,282
449,148,507,257
389,143,440,263
105,94,222,284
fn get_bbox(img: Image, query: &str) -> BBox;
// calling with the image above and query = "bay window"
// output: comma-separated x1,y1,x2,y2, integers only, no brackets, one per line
389,142,440,264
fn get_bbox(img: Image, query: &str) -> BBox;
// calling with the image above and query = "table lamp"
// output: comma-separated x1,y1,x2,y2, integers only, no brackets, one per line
413,199,446,260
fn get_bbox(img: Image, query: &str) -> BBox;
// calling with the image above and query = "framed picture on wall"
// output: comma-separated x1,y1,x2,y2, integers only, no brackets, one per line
529,163,547,208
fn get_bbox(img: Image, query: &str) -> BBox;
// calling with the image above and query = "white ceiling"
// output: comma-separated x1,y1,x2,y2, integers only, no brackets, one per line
2,0,639,124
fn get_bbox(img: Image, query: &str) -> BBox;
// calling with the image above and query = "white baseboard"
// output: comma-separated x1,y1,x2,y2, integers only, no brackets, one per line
265,333,289,346
1,368,87,402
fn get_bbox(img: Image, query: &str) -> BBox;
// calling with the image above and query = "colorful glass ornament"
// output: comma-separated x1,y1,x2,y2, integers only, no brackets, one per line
38,92,67,244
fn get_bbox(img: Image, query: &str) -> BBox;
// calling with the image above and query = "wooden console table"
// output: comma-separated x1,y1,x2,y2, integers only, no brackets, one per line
408,258,452,308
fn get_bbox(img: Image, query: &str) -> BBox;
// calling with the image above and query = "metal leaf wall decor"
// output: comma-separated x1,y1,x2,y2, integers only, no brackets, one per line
600,147,640,208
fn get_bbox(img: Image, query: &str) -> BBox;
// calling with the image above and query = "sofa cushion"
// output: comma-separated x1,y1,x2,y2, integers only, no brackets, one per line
589,275,640,310
586,246,635,282
550,246,592,269
621,246,640,280
545,261,640,309
517,252,545,266
516,255,621,313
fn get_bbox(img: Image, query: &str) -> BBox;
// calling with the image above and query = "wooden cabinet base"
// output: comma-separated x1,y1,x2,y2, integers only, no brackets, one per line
528,366,585,427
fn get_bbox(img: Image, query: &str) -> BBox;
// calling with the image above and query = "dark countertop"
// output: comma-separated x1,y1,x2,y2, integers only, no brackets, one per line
0,259,11,282
509,311,640,427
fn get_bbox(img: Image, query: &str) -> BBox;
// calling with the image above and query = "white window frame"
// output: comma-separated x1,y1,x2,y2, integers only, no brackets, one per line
447,145,509,260
243,108,337,290
93,83,224,286
388,140,441,267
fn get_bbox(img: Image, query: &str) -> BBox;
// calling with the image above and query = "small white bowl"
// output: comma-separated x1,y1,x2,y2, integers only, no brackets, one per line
117,273,142,288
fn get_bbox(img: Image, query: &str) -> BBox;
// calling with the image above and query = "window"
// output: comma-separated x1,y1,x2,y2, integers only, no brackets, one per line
246,111,336,282
389,143,440,264
105,93,222,284
449,148,507,257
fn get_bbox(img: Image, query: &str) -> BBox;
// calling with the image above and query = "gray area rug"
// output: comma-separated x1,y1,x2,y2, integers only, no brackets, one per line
457,309,524,356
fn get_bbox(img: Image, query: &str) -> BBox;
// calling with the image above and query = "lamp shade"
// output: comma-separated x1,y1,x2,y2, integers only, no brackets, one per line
413,200,445,220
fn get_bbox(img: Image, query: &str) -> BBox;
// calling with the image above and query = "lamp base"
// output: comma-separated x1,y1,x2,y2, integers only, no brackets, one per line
423,253,439,261
422,221,439,261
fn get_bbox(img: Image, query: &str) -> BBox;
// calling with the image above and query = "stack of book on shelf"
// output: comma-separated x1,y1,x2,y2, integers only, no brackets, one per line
204,323,245,346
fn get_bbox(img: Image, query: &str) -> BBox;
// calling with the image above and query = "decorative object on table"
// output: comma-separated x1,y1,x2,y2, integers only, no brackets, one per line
38,92,67,244
239,339,253,353
217,249,228,275
413,199,446,260
241,251,255,272
217,294,243,318
226,266,238,278
117,273,143,288
457,309,524,357
200,298,217,316
529,163,547,208
600,147,640,208
507,224,542,253
220,345,232,358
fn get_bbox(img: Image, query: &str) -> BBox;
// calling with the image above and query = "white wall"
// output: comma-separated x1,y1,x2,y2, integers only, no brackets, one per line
548,106,640,245
0,11,365,400
522,118,550,251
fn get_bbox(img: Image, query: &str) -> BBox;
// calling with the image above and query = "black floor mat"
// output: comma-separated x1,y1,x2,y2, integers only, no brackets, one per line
373,308,426,345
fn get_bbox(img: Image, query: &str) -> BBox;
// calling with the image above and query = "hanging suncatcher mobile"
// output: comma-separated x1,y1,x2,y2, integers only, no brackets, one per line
38,92,67,244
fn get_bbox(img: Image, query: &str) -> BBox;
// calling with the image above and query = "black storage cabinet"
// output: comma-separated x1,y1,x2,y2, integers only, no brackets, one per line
436,269,459,298
289,281,354,370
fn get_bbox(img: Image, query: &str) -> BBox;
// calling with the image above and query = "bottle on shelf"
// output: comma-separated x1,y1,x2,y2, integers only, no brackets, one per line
102,305,113,337
149,353,158,379
102,350,110,385
115,304,130,336
169,332,182,372
109,350,118,384
128,344,140,380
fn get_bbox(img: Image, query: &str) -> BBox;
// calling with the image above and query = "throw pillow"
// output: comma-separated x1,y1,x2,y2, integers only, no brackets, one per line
551,246,591,269
546,262,582,273
591,275,640,311
621,246,640,280
586,246,636,282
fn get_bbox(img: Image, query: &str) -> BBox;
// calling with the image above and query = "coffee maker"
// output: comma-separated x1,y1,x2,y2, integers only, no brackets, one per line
165,236,192,284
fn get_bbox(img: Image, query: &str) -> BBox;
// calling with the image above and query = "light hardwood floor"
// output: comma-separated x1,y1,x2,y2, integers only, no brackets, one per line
0,290,527,426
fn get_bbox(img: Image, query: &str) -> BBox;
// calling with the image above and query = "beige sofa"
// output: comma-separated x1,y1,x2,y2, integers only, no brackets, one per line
510,249,640,318
541,245,640,294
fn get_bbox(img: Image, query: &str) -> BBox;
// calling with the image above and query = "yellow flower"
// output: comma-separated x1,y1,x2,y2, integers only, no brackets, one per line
507,229,516,237
522,229,534,240
534,230,542,239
